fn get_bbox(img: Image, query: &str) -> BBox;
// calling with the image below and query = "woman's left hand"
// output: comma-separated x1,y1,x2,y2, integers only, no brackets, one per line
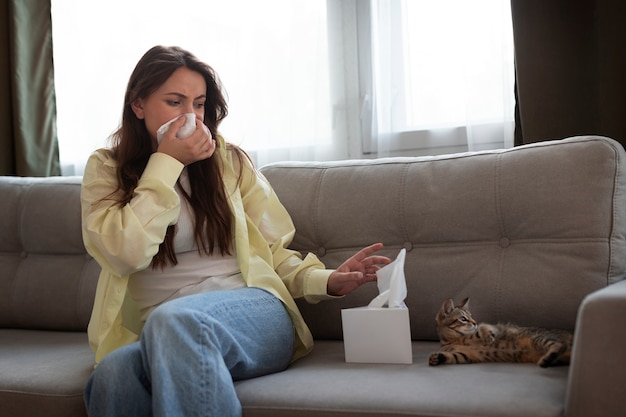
327,243,391,296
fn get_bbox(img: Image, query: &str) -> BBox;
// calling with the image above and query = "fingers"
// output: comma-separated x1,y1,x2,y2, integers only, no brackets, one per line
195,124,215,155
352,242,384,260
328,243,394,296
327,270,377,296
354,244,391,264
363,255,392,267
158,120,215,165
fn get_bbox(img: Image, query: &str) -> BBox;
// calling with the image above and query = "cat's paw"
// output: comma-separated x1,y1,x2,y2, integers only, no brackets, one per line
477,325,496,345
538,350,561,368
429,352,445,366
538,343,567,367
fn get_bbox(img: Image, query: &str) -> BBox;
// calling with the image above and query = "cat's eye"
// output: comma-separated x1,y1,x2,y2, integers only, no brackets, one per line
459,317,468,323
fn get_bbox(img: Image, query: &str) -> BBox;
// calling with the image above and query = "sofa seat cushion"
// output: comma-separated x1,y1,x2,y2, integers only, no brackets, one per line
236,340,568,417
0,329,92,417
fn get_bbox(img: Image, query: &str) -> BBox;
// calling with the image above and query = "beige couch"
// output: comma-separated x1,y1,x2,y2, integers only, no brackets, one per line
1,136,625,417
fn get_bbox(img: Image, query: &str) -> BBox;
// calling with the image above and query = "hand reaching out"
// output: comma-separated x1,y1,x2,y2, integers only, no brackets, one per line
327,243,391,296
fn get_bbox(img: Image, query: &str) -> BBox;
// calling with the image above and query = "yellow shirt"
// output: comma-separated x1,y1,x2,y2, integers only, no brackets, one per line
81,135,334,364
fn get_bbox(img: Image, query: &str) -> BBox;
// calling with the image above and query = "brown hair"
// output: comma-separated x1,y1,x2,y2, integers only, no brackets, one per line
110,45,242,268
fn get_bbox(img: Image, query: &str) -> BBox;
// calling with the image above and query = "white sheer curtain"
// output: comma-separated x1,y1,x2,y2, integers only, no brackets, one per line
52,0,516,174
51,0,342,174
364,0,515,157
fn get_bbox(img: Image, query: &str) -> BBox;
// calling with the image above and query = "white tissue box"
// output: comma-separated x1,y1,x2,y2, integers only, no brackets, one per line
341,306,412,364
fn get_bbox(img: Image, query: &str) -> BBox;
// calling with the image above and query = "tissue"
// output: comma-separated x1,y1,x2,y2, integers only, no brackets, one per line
156,113,196,144
341,247,412,363
368,248,407,308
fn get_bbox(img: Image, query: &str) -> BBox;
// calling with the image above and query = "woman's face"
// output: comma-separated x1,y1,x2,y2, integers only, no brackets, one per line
131,67,207,141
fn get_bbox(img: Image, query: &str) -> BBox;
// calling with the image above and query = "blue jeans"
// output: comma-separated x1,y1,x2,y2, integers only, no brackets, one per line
84,287,295,417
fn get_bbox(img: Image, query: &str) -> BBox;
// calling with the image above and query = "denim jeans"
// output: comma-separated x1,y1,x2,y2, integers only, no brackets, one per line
84,287,295,417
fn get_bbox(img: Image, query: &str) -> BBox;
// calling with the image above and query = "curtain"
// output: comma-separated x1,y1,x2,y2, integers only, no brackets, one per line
367,0,516,157
0,0,60,176
51,0,344,174
511,0,626,148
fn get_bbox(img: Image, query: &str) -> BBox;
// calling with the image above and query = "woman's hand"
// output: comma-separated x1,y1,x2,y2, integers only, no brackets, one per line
157,116,216,165
327,243,391,296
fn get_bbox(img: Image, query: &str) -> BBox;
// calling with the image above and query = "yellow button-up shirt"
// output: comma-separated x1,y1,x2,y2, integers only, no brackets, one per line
81,136,334,365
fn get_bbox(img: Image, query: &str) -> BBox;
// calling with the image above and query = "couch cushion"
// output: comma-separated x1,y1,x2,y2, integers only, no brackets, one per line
236,340,569,417
260,136,626,341
0,329,92,417
0,176,99,330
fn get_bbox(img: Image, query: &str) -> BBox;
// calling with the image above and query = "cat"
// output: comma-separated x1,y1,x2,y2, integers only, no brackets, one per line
428,298,573,367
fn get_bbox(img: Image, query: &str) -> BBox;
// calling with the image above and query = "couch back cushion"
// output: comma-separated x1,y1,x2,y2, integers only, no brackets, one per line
0,176,99,331
260,136,626,341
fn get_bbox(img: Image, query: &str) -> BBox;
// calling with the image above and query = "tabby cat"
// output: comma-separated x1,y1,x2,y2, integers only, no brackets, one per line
428,298,573,367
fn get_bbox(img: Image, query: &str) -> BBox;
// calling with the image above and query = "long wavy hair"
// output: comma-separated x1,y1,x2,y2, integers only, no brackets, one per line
110,45,244,269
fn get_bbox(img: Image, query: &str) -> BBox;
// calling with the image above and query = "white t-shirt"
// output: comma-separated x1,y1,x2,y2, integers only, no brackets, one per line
127,170,246,320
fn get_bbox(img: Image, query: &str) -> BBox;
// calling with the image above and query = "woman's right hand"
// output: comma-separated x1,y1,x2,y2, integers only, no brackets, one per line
157,116,216,165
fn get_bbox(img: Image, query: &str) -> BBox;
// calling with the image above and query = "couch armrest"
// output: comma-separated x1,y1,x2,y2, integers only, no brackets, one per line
565,279,626,417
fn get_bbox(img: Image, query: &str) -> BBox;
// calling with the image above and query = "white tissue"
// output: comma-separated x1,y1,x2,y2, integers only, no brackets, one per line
368,248,407,308
156,113,196,144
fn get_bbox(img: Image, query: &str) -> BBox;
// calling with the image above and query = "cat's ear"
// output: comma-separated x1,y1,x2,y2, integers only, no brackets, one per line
459,297,470,309
436,299,455,324
442,299,455,315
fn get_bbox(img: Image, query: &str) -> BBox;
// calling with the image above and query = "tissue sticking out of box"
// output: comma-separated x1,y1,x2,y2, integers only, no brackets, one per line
156,113,196,144
368,248,407,308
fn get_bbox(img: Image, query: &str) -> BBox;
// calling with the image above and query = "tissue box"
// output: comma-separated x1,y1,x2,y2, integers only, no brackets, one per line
341,306,412,364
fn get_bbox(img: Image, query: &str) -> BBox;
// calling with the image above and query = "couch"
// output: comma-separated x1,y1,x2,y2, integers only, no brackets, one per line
1,135,625,417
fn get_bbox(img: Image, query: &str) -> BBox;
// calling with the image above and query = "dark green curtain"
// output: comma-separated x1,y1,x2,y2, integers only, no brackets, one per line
511,0,626,149
0,0,60,176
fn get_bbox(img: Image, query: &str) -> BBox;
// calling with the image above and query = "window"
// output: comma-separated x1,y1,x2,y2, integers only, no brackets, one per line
51,0,334,173
51,0,515,174
360,0,515,155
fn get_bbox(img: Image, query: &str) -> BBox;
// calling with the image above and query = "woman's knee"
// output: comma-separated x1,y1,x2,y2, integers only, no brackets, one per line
143,299,202,341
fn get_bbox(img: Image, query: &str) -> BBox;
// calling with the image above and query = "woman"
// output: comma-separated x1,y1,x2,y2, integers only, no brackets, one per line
81,45,390,417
